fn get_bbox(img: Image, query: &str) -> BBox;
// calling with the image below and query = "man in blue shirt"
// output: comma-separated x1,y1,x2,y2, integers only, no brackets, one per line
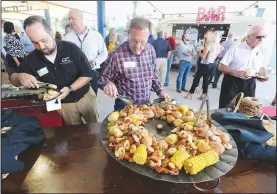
20,32,35,54
152,31,171,85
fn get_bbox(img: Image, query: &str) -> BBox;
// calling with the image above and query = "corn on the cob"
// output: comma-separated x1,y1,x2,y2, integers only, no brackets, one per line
183,150,219,175
201,150,219,167
133,144,147,165
170,149,190,170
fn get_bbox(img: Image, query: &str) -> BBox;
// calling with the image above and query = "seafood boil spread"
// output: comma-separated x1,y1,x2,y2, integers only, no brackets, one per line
106,103,233,176
1,82,60,101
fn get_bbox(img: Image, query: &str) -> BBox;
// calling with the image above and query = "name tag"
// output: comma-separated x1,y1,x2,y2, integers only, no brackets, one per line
124,62,136,68
37,67,49,77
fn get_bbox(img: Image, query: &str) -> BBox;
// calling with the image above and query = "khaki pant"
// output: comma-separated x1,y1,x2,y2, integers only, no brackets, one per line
156,58,167,85
58,87,98,125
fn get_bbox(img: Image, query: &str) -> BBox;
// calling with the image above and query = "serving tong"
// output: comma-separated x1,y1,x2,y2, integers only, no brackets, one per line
116,94,134,106
194,94,212,127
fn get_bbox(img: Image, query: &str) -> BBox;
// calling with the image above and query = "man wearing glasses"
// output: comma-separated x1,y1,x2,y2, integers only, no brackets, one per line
218,25,268,108
98,17,170,111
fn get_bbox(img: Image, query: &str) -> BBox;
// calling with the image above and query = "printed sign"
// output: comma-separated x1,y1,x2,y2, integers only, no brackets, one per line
196,6,226,23
176,29,184,38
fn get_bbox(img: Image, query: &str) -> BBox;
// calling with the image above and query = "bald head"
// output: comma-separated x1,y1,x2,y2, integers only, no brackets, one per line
246,25,266,48
68,9,84,32
227,32,235,39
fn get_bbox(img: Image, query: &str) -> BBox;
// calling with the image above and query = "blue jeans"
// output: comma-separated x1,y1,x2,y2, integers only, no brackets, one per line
164,54,174,85
176,60,191,90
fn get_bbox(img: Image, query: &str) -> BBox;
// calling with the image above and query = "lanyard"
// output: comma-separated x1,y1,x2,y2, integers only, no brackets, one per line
76,29,90,50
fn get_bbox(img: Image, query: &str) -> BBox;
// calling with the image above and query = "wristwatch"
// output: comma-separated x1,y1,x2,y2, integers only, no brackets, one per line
68,86,74,93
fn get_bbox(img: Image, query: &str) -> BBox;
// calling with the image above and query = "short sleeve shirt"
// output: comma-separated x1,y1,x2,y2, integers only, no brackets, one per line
220,42,266,76
18,40,92,103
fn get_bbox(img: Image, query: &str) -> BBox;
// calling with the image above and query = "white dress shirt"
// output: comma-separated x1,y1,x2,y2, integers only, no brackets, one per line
220,42,267,76
64,27,108,70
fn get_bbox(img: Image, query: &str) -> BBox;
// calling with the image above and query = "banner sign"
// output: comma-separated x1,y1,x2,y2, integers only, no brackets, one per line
196,6,226,23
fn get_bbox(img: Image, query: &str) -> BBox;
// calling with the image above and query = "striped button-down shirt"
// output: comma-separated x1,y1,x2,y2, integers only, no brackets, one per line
98,41,163,104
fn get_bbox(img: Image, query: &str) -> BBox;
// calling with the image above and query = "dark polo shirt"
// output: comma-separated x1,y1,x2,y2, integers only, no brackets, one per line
151,37,171,58
14,40,92,103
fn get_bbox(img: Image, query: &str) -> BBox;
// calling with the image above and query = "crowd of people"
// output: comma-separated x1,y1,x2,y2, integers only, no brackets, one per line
1,8,272,126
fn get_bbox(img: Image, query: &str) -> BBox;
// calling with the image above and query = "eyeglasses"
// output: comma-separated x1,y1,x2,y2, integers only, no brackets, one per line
253,35,266,40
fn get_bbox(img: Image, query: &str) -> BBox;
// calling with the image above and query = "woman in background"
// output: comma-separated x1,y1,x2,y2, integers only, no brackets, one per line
3,21,25,67
108,33,118,53
186,30,221,100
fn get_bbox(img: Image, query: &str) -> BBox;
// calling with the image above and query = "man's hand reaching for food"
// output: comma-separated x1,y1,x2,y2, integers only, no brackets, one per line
18,73,40,89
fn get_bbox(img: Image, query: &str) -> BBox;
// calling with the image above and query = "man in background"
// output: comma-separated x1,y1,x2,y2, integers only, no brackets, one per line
20,31,35,54
152,31,172,86
64,9,108,95
212,32,236,88
164,32,176,86
118,20,131,44
218,26,268,108
64,24,72,36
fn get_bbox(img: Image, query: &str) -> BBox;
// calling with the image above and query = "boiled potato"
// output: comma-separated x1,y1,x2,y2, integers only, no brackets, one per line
108,111,120,123
171,111,182,119
166,134,178,145
177,105,189,113
173,118,183,127
167,115,176,124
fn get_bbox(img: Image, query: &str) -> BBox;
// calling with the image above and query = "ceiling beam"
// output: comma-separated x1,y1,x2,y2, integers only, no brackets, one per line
241,1,259,13
40,1,97,15
147,1,163,15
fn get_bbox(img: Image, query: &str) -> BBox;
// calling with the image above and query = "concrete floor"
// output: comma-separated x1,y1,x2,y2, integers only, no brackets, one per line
1,68,276,122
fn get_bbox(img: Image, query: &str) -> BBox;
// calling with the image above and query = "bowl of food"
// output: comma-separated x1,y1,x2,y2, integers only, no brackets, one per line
100,104,238,184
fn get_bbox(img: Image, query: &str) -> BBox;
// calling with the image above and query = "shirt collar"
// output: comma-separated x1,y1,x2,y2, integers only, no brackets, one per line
76,26,88,36
35,40,60,61
243,41,261,51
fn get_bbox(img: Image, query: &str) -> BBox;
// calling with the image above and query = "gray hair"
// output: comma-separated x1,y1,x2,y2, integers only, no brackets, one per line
157,31,163,37
130,17,152,32
247,25,264,36
23,15,52,34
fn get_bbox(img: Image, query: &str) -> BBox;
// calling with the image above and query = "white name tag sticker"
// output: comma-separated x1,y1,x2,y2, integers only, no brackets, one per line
46,99,61,112
123,62,136,68
37,67,49,77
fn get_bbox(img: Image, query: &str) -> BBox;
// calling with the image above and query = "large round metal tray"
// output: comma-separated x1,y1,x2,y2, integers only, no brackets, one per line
100,112,238,183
